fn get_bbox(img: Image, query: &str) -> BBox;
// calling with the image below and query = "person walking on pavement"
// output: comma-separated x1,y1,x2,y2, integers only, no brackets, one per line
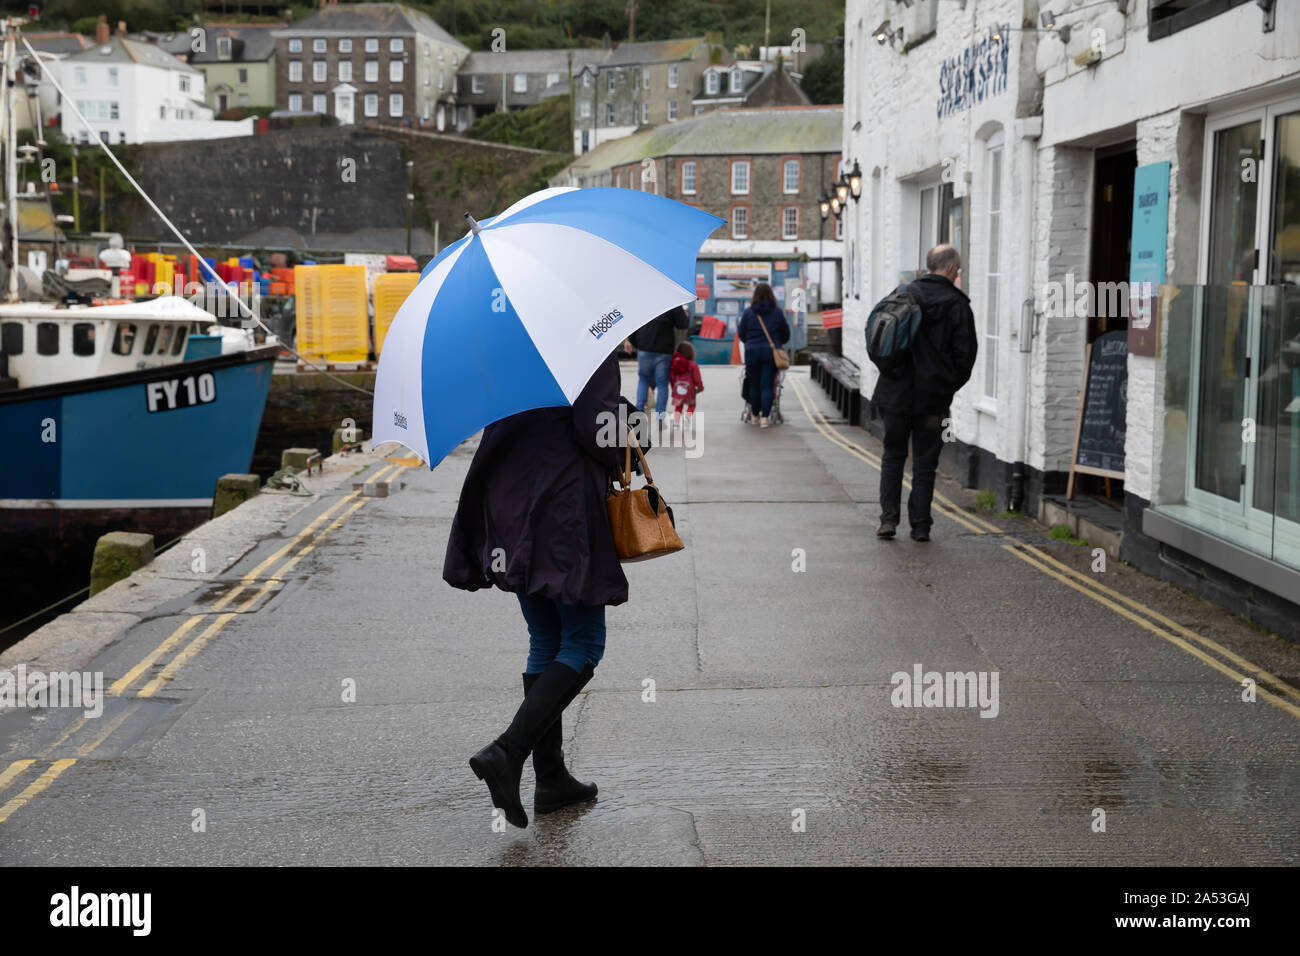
445,351,628,829
873,244,977,542
737,283,790,428
626,305,688,426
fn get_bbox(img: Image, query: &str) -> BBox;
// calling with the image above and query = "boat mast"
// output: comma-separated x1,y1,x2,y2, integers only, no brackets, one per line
4,18,18,303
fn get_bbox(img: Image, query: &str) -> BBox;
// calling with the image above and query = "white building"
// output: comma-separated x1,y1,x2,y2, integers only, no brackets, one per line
842,0,1300,638
58,36,252,145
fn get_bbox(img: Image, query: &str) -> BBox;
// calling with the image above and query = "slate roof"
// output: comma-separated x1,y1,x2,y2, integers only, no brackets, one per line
22,32,91,56
63,36,198,73
462,48,605,75
601,37,709,66
190,25,279,64
274,3,467,51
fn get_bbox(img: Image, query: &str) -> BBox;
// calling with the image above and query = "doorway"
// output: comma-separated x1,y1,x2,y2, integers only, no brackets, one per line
1089,145,1137,342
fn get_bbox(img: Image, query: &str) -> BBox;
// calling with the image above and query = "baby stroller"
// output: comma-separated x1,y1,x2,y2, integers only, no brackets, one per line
739,365,785,425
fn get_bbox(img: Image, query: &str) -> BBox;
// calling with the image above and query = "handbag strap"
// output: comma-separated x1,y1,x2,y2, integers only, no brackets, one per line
754,311,778,350
618,427,656,487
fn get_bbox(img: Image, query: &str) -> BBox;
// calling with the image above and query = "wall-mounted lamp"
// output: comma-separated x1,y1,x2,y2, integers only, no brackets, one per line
872,19,905,48
834,173,850,206
848,161,862,200
1039,9,1073,44
819,193,831,221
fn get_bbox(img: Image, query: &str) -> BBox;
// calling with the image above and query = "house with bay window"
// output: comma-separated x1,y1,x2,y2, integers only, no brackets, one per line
841,0,1300,639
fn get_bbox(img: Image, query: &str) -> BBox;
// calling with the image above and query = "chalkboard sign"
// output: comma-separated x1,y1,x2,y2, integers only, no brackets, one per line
1068,330,1127,497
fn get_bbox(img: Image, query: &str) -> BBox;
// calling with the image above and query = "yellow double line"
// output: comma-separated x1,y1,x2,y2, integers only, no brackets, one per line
785,374,1300,720
0,460,406,823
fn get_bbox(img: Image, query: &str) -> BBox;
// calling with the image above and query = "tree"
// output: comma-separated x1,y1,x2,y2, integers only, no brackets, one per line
800,43,843,106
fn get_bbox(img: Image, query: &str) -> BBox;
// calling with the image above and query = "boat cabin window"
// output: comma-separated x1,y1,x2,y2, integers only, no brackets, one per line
143,323,159,355
0,322,21,354
112,322,137,355
37,322,59,355
73,323,96,356
171,325,188,355
157,326,174,355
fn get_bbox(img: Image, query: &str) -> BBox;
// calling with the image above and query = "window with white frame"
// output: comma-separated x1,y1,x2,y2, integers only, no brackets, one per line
313,60,326,82
390,38,404,53
339,38,352,53
668,65,678,88
389,93,403,117
288,93,302,111
641,102,648,123
705,70,719,94
390,60,403,82
782,206,799,240
238,67,247,83
313,93,326,113
288,60,302,82
681,160,696,194
365,38,378,53
732,206,748,239
218,37,233,59
179,75,190,92
642,68,650,89
582,71,591,88
365,60,378,82
513,73,527,93
667,98,678,121
108,67,118,86
364,93,378,116
547,72,560,88
783,159,799,193
339,61,352,81
606,103,614,125
288,39,302,53
983,136,1003,401
239,93,249,105
438,70,445,90
580,100,591,118
312,38,326,53
731,160,750,195
471,75,484,93
729,67,741,93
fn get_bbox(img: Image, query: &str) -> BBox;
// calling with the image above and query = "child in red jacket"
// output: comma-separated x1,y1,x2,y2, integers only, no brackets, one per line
669,341,704,427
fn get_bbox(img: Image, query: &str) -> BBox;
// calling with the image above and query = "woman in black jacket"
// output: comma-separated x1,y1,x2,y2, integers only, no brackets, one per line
444,352,626,828
736,283,790,427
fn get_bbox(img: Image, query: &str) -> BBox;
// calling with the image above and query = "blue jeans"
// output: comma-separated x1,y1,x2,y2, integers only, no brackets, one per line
745,345,777,416
636,351,672,418
517,594,606,674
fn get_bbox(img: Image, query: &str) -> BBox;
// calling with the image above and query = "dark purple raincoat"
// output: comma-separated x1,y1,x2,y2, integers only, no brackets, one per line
442,353,629,606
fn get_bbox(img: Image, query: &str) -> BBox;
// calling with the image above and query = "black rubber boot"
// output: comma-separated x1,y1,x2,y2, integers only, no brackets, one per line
523,669,598,813
468,661,594,829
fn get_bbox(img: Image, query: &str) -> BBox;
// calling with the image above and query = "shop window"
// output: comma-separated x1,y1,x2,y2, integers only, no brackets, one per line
37,322,59,355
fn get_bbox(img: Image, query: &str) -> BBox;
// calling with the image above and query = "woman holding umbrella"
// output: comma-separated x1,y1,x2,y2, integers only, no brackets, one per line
443,351,626,828
371,186,722,829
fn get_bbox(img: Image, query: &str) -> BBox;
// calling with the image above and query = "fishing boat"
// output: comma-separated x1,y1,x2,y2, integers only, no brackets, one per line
0,15,278,623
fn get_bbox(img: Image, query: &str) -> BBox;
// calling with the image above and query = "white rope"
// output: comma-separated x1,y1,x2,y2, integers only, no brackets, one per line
20,32,376,397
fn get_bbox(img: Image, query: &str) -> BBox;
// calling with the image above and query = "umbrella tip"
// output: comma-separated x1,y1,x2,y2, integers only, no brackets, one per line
464,212,482,235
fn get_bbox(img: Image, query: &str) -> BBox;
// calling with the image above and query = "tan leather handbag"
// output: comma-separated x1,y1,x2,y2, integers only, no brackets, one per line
756,313,790,370
606,433,684,562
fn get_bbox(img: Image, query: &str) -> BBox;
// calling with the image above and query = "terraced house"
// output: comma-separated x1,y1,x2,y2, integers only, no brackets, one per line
572,37,731,155
272,2,468,128
460,47,605,131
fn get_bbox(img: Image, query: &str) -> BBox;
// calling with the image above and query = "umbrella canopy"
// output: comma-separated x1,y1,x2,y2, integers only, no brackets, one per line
372,186,724,467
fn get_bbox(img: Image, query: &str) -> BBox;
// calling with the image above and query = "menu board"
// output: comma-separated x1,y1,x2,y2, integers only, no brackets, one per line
1069,330,1127,494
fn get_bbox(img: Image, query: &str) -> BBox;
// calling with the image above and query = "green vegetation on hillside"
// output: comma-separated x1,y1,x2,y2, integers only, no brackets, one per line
466,96,571,153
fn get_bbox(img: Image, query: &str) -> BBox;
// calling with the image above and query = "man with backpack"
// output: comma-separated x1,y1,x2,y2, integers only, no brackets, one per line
867,244,978,542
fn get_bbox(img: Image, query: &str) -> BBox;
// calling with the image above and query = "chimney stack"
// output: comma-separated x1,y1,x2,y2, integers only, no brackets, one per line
94,15,109,45
116,20,127,37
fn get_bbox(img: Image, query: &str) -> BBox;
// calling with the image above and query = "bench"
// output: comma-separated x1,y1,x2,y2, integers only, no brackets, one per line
809,353,862,425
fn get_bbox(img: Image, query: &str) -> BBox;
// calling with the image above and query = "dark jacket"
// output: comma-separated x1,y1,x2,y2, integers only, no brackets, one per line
443,353,628,607
737,300,790,351
630,306,688,354
871,273,977,415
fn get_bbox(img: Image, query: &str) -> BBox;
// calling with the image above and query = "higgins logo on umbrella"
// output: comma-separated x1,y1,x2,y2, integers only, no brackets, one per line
588,307,624,341
393,410,409,430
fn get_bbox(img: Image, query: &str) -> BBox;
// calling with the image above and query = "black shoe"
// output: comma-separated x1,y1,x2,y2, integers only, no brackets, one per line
468,661,594,829
876,522,897,539
910,528,931,542
523,671,598,813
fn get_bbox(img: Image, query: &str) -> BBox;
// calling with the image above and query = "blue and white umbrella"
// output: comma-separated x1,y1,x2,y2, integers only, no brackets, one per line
372,187,723,467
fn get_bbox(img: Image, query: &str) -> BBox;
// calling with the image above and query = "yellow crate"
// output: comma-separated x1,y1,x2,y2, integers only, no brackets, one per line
294,264,370,363
372,272,419,356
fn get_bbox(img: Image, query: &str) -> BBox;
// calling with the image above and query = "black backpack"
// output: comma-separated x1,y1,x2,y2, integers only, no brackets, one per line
865,283,923,375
